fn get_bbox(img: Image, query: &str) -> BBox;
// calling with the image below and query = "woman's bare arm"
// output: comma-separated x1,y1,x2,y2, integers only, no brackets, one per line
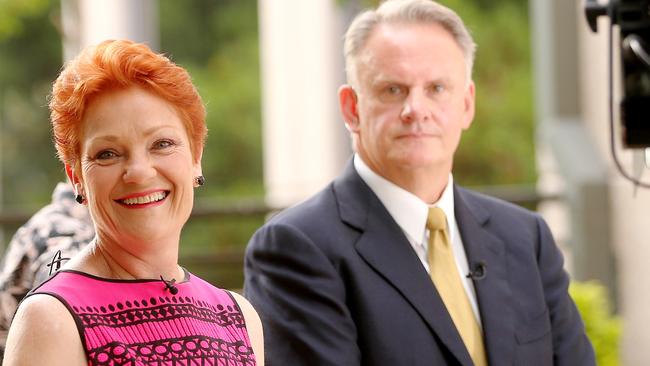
3,294,86,366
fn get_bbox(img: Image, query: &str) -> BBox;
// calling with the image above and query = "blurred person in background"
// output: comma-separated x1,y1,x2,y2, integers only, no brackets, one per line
0,182,93,359
244,0,594,365
4,40,263,366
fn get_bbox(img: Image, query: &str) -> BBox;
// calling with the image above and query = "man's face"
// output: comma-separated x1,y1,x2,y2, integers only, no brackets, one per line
343,22,475,183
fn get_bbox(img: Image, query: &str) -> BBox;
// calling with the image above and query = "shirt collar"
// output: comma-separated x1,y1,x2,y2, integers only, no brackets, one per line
354,154,456,243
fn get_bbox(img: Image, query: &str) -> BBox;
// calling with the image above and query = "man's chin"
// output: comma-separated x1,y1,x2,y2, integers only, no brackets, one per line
392,154,448,171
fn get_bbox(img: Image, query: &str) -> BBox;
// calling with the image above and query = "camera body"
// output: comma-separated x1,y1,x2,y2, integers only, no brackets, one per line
586,0,650,147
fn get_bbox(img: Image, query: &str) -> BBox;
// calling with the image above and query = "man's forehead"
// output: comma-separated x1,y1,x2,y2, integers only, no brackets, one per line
358,23,457,60
354,23,465,72
370,22,453,45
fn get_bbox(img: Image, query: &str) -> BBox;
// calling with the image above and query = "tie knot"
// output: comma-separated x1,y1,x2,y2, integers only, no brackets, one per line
427,207,447,231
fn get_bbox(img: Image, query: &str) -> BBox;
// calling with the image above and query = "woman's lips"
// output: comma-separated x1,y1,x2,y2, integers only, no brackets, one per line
115,190,170,207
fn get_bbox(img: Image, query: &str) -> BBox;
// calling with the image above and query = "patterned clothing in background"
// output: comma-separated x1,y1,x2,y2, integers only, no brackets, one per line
0,182,93,337
31,269,256,365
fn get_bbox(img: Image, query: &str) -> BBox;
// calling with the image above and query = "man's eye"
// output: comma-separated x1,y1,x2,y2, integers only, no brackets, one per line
96,150,117,160
379,85,407,102
388,86,402,94
432,84,445,93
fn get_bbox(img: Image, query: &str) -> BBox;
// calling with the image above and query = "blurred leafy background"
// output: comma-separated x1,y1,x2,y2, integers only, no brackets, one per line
0,1,620,362
570,281,621,366
0,0,533,282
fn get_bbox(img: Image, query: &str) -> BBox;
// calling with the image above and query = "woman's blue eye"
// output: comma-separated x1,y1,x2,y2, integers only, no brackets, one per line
96,150,116,160
154,139,174,149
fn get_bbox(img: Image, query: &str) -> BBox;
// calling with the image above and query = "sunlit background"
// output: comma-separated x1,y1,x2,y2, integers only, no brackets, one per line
0,0,646,364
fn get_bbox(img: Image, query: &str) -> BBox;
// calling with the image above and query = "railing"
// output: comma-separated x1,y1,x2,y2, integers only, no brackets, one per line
0,184,561,289
0,184,560,225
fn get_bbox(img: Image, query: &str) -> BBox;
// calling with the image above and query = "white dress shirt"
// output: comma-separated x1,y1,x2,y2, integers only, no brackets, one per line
354,155,482,325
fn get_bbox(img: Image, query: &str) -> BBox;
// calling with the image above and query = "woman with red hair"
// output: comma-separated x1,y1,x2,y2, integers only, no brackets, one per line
4,40,263,366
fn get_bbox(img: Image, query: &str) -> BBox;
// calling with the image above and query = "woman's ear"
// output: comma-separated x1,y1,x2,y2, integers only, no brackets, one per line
65,164,87,204
193,149,203,178
65,164,78,184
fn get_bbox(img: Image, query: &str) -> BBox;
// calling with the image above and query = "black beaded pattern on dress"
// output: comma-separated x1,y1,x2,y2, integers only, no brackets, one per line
75,294,255,365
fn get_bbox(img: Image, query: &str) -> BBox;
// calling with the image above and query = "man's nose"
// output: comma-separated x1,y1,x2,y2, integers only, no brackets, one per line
400,90,431,123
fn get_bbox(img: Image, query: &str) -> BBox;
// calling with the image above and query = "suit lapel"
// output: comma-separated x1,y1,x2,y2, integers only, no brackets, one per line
333,162,473,366
455,187,515,366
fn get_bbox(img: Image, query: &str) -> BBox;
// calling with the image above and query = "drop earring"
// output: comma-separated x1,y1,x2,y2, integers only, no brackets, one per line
74,183,85,204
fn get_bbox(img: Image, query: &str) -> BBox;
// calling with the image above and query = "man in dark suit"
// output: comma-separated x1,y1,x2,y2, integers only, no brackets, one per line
244,0,595,364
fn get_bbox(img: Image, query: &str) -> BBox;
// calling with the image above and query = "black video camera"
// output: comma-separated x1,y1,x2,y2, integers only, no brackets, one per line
586,0,650,147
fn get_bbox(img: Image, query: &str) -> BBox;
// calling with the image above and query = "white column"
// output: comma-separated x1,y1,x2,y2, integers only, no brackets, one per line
258,0,350,208
61,0,159,61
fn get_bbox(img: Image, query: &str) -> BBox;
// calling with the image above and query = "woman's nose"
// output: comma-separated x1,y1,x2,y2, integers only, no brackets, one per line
122,153,156,184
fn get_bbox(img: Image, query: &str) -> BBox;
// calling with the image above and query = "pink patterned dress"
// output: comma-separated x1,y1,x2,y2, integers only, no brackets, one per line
29,269,256,366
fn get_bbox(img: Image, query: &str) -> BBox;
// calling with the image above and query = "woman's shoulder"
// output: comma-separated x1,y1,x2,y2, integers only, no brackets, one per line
228,291,260,323
4,293,86,365
14,292,71,321
229,291,265,365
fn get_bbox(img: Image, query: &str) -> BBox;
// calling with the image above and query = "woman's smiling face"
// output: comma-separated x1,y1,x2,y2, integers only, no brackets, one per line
77,86,201,245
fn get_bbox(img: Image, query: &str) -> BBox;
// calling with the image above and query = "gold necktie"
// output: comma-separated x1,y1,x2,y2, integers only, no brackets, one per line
427,207,487,366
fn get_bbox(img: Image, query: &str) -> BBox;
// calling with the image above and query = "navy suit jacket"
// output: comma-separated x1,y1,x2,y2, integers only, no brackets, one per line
244,161,595,365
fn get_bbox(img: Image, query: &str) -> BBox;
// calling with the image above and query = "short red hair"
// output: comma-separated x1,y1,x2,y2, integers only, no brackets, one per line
49,40,207,167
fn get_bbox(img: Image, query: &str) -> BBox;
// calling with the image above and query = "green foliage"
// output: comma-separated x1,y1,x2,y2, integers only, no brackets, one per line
0,0,49,41
440,0,536,185
180,214,265,289
570,281,622,366
159,0,263,200
0,0,64,207
156,0,264,284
